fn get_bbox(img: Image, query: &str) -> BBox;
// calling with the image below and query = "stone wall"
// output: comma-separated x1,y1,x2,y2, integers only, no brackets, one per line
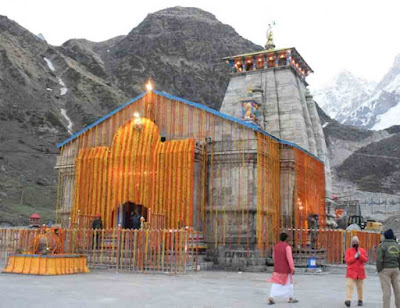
204,145,259,249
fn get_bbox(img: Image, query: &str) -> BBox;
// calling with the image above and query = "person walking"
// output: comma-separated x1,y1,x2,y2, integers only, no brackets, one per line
267,232,298,305
344,236,368,307
376,229,400,308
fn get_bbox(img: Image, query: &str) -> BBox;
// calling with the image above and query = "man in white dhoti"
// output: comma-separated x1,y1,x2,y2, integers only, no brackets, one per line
268,232,298,305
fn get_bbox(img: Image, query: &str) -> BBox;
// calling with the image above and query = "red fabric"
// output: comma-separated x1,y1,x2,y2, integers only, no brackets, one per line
30,213,41,219
274,242,291,274
345,247,368,280
269,246,296,285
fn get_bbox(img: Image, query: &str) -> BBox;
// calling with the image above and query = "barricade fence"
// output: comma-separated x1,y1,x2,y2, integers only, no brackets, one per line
0,228,200,274
281,228,381,265
0,228,381,271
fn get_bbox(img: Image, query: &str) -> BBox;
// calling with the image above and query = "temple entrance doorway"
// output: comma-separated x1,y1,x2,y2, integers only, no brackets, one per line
116,202,149,229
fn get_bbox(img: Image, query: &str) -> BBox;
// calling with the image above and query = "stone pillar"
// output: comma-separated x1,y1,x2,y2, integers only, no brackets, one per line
280,145,296,228
274,53,279,67
228,59,235,73
286,50,291,66
263,54,268,69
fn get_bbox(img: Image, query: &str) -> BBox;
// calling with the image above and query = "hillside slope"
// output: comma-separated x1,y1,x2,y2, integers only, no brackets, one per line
0,15,128,225
0,7,261,225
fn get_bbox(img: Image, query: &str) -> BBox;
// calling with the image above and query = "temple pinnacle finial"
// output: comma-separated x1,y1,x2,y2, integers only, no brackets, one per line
265,22,276,50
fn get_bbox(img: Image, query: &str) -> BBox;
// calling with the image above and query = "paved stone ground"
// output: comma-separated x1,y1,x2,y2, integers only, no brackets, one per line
0,270,393,308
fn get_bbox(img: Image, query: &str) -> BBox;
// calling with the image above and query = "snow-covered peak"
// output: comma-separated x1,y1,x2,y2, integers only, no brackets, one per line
376,53,400,91
37,33,46,41
314,54,400,130
313,70,376,122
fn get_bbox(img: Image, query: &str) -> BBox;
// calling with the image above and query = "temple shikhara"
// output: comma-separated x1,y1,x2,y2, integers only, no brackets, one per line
55,28,331,259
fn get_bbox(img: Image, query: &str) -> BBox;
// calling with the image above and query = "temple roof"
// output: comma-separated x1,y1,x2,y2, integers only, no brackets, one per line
222,47,291,60
222,47,313,73
57,91,322,163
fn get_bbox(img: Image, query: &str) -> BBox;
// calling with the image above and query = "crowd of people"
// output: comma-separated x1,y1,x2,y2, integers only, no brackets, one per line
268,229,400,307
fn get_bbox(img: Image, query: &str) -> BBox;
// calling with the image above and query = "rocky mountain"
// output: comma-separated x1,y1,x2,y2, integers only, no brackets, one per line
318,105,400,218
0,7,261,225
59,7,262,109
314,55,400,130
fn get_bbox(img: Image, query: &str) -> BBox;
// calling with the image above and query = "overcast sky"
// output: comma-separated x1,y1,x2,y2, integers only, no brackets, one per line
2,0,400,88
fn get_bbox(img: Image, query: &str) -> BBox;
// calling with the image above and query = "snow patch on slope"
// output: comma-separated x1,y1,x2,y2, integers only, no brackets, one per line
385,74,400,93
43,57,55,71
372,103,400,130
57,77,68,96
43,57,72,132
61,108,73,135
43,57,68,96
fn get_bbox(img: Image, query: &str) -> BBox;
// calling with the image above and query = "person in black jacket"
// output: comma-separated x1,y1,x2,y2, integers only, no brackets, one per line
92,215,102,248
376,229,400,308
131,208,142,230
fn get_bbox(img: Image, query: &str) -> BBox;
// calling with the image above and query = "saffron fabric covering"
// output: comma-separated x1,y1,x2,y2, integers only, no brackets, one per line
4,254,89,275
256,133,280,253
72,118,195,228
293,148,326,229
56,91,325,251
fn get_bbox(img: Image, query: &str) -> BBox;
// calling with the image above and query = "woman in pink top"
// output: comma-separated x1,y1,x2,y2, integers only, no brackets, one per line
268,233,298,305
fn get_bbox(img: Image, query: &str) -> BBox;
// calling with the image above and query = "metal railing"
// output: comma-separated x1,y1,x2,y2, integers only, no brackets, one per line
281,228,381,265
0,228,200,274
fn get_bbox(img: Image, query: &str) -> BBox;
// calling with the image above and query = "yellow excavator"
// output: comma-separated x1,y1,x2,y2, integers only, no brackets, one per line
347,215,382,233
365,219,383,233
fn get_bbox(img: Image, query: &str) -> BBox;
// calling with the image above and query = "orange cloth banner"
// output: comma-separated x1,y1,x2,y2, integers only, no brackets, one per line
293,148,326,229
73,119,195,228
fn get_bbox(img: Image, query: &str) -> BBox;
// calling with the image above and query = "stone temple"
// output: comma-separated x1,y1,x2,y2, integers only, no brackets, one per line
55,31,332,263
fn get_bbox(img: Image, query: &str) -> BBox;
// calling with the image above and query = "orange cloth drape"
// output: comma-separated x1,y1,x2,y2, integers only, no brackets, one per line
73,118,195,228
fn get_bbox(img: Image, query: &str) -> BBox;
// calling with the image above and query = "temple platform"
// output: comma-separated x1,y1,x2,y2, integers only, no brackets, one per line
3,253,89,275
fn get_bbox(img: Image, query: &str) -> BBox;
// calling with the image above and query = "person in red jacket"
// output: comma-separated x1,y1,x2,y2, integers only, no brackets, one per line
345,236,368,307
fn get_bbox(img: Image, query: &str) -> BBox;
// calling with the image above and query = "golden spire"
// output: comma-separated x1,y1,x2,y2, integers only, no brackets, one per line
265,22,276,50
